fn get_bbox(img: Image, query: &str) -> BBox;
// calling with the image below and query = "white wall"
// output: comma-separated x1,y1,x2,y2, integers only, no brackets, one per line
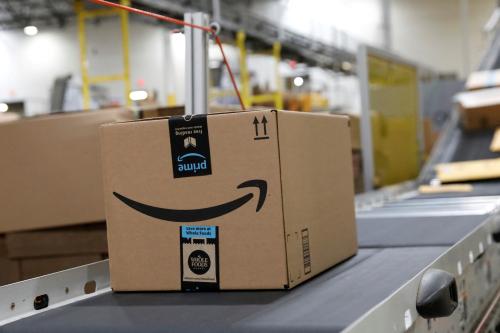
0,18,175,116
391,0,496,78
251,0,497,77
250,0,377,52
1,1,497,116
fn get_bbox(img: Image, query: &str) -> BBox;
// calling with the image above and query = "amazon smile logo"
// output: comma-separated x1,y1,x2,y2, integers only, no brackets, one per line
113,179,267,222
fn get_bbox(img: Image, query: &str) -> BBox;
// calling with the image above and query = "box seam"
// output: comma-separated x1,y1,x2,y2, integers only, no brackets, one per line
273,110,291,288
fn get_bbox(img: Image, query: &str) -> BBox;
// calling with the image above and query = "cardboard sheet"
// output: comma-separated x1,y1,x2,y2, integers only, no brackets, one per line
418,184,473,194
435,158,500,183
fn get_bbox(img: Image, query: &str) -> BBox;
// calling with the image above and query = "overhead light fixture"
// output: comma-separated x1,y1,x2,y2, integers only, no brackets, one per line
293,77,304,87
129,90,148,101
0,103,9,113
23,25,39,36
341,61,353,71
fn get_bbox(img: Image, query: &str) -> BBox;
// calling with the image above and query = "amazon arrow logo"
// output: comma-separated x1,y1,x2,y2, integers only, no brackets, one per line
113,179,267,222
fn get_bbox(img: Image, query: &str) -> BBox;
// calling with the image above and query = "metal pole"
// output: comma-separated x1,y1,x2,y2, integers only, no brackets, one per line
381,0,392,50
460,0,470,77
211,0,221,23
357,45,375,191
184,12,209,115
75,0,91,110
119,0,131,107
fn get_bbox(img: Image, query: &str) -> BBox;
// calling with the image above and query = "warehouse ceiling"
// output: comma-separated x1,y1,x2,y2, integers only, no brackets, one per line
0,0,74,29
0,0,355,71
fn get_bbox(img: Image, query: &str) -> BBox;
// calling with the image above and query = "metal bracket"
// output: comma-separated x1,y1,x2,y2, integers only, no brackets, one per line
184,12,209,115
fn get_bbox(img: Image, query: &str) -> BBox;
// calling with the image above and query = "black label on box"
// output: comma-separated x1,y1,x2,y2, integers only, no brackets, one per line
180,226,219,291
302,228,311,275
168,115,212,178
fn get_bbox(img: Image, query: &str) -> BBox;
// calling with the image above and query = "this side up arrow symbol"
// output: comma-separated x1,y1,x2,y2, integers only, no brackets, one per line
261,116,268,136
253,116,260,136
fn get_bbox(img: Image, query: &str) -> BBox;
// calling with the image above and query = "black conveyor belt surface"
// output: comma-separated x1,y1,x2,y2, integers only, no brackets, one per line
357,215,487,248
451,129,500,162
1,247,447,333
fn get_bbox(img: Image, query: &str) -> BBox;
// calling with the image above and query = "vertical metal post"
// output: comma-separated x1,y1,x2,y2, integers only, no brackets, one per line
416,68,426,166
381,0,392,50
184,12,209,115
75,0,91,110
460,0,471,77
120,0,132,107
273,41,283,110
211,0,221,23
237,30,251,108
357,45,375,191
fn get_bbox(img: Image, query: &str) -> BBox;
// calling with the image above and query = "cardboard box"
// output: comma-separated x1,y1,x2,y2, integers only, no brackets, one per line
20,254,102,280
423,117,439,156
100,110,357,291
465,69,500,91
138,106,184,119
456,88,500,130
435,158,500,183
5,223,107,259
418,184,473,194
0,109,133,233
138,105,252,119
348,115,361,150
0,257,21,285
490,127,500,152
0,236,21,285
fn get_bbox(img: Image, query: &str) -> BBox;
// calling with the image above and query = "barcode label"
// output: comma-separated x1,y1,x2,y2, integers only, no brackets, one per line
301,229,311,275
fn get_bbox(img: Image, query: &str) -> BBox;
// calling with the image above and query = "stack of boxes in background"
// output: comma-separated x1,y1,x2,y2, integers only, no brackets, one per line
0,109,132,284
348,115,363,193
0,105,242,285
0,224,108,284
0,105,362,286
458,68,500,130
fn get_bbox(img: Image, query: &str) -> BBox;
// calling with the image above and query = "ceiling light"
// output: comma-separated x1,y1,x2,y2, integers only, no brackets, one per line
341,61,353,71
0,103,9,112
24,25,38,36
293,77,304,87
129,90,148,101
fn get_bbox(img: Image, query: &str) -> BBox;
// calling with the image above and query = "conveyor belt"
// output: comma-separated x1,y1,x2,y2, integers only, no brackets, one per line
0,247,448,333
451,129,499,162
3,23,500,333
357,215,487,248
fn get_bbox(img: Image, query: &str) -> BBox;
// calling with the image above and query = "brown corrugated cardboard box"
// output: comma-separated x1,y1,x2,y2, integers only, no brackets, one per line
138,105,184,119
435,158,500,183
0,236,20,285
456,88,500,130
348,114,361,150
490,127,500,152
5,223,107,258
0,109,133,233
20,254,103,280
100,110,358,291
465,69,500,91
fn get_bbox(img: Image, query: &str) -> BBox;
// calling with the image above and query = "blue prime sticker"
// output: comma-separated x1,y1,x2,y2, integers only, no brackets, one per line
181,226,216,239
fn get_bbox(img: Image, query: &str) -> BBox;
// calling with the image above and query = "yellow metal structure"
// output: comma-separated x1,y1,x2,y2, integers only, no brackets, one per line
236,31,283,109
367,53,420,186
75,0,131,109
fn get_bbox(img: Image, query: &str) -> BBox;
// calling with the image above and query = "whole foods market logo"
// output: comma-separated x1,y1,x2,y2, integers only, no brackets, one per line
188,250,211,275
176,153,208,174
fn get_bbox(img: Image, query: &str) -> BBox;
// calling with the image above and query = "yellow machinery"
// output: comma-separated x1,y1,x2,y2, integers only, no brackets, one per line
75,0,131,109
367,53,420,187
236,31,283,109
